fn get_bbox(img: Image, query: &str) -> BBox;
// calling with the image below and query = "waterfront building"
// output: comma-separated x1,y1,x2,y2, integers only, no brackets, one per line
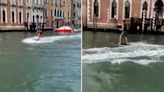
44,0,72,28
0,0,32,30
0,0,73,30
83,0,164,32
72,0,81,28
31,0,44,29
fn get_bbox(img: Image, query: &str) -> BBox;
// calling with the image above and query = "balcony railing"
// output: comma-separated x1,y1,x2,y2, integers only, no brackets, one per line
32,4,44,9
54,16,64,19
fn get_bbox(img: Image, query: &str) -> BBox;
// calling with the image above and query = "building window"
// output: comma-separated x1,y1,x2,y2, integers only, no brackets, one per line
33,15,35,23
41,0,42,5
60,10,62,17
36,15,39,22
19,0,22,3
143,1,148,10
12,11,15,23
63,11,64,17
3,10,6,23
27,0,29,3
74,12,76,17
11,0,16,4
54,9,56,16
1,0,7,4
142,1,148,19
124,0,130,19
45,9,47,17
19,12,22,23
94,0,99,17
60,0,62,7
68,12,69,18
27,13,29,18
51,0,53,5
57,10,59,17
111,0,117,18
55,0,57,6
51,10,53,17
63,1,65,7
40,16,42,23
155,0,164,18
36,0,38,4
27,13,29,22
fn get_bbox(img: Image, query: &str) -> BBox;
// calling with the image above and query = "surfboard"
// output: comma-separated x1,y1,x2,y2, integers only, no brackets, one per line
115,43,130,46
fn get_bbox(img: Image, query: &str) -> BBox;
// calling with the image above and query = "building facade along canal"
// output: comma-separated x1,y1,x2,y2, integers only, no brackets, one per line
0,0,75,31
83,0,164,32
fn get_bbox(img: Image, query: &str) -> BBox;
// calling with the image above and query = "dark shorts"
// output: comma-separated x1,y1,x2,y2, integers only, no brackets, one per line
121,31,127,37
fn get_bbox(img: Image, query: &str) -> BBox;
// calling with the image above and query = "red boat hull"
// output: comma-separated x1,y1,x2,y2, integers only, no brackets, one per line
56,29,73,33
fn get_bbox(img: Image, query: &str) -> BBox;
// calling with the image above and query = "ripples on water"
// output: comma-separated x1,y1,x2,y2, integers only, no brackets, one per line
83,32,164,92
0,32,81,92
83,42,164,65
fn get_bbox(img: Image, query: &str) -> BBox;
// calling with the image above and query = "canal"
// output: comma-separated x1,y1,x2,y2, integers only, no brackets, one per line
0,31,81,92
83,31,164,92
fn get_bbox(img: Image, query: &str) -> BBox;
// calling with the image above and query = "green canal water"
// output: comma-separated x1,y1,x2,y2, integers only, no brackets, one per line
83,31,164,92
0,31,81,92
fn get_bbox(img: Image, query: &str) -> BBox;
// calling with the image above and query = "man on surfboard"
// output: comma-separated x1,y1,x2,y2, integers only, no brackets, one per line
118,20,128,45
35,27,43,40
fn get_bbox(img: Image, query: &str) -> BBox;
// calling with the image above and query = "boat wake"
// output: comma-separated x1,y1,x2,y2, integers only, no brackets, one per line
22,34,81,44
82,42,164,65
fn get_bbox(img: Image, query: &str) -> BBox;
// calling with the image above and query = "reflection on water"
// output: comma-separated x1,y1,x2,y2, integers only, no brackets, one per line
0,32,81,92
83,31,164,92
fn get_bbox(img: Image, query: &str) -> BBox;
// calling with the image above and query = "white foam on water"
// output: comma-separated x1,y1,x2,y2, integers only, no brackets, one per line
82,42,164,65
22,34,81,44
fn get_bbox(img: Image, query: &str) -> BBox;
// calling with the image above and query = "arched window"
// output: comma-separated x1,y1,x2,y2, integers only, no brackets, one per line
74,12,76,17
60,0,61,7
33,15,35,23
142,1,148,19
19,12,22,23
143,1,148,10
40,16,42,23
27,13,29,19
124,0,130,19
57,10,59,17
68,12,70,18
3,10,6,23
27,13,29,22
51,10,53,17
63,11,64,17
12,11,15,23
54,9,56,16
55,0,57,6
60,10,62,17
40,0,42,5
111,0,117,18
63,1,65,7
94,0,99,17
36,15,39,22
155,0,163,18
